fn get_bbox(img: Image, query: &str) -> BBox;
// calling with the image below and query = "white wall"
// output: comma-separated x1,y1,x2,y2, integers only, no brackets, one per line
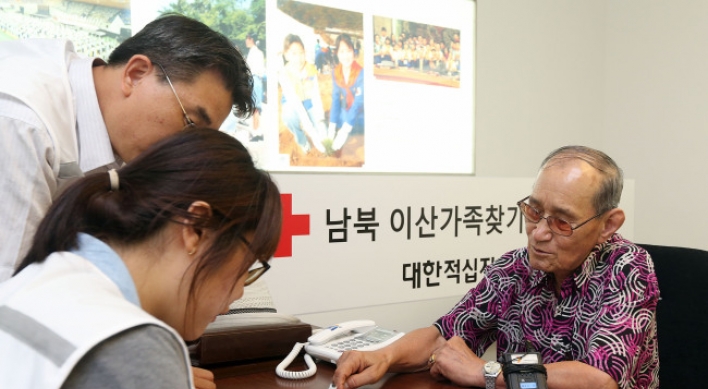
475,1,607,178
476,0,708,250
602,1,708,250
302,0,708,334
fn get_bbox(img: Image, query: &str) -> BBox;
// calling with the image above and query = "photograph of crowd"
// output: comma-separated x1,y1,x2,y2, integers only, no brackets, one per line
1,0,473,173
372,16,461,88
0,0,130,58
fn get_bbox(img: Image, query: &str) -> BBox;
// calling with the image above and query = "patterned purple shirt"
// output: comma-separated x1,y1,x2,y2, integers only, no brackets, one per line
434,234,659,389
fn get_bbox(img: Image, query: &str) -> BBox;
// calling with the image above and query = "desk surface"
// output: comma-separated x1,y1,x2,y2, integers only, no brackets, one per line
213,360,475,389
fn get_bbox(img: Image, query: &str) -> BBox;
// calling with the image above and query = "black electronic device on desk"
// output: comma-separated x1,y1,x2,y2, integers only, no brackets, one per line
501,349,548,389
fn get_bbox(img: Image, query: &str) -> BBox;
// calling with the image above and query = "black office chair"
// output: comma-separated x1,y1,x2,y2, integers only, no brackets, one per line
638,243,708,388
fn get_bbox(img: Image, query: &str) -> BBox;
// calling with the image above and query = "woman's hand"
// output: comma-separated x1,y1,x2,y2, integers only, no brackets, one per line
192,366,216,389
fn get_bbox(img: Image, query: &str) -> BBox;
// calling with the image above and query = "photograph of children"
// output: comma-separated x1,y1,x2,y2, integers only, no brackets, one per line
372,16,461,88
275,0,365,168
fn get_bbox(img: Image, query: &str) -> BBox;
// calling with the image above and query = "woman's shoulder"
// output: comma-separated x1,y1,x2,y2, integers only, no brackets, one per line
62,325,189,389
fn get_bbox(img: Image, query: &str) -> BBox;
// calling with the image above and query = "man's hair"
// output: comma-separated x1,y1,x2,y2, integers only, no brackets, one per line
107,13,254,118
17,128,282,316
540,145,623,214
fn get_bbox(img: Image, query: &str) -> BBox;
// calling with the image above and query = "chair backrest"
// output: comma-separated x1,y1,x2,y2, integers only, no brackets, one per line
638,243,708,388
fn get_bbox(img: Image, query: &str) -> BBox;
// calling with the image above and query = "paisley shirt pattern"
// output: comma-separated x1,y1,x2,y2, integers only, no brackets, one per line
434,234,659,389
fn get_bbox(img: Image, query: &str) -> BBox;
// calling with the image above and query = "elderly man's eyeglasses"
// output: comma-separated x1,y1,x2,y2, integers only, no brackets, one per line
154,62,196,129
516,196,605,237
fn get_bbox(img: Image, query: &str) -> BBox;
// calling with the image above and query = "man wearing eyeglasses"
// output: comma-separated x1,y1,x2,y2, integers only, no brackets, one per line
0,14,254,284
332,146,659,389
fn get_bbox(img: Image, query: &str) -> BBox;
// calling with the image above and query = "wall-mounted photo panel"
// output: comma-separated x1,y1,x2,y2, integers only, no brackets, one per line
266,0,475,174
0,0,475,174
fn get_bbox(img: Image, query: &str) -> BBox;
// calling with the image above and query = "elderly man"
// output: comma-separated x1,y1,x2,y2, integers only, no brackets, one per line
332,146,659,389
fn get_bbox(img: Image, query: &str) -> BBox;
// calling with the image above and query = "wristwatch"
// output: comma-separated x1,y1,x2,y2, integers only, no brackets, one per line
483,361,502,389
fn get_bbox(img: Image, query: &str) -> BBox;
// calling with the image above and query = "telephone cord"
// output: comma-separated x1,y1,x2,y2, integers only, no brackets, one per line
275,342,317,379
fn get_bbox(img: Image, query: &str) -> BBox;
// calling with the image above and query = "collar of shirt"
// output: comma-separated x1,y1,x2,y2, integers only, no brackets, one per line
533,234,619,298
71,233,140,307
527,254,549,288
574,233,621,292
68,57,118,172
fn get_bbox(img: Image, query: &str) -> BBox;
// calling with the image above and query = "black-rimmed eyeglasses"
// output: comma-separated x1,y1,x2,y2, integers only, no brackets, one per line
238,235,270,286
516,196,606,237
244,261,270,286
154,62,196,129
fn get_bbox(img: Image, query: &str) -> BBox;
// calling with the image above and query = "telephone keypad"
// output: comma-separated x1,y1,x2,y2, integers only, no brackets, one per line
326,328,398,352
328,339,371,351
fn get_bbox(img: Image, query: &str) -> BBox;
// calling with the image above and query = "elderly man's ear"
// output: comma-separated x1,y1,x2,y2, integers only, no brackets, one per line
597,208,625,244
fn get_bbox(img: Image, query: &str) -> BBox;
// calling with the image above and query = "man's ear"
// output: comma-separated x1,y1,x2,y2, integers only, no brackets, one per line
121,55,154,97
597,208,625,244
182,201,213,256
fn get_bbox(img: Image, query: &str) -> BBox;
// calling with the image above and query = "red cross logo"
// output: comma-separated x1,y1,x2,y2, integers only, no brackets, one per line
274,194,310,257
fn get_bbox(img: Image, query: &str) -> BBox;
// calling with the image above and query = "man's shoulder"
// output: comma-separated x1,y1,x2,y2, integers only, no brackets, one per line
598,234,649,262
0,39,75,63
593,234,658,296
486,247,530,277
0,39,77,118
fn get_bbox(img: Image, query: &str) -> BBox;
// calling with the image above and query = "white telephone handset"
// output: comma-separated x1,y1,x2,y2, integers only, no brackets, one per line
307,320,376,346
275,320,405,380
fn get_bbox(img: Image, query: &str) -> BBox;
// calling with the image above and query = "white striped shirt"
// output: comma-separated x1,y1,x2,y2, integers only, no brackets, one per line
0,46,117,282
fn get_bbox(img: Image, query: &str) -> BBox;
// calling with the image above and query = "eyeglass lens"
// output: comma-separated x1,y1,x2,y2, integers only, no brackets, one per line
245,262,270,286
518,199,574,236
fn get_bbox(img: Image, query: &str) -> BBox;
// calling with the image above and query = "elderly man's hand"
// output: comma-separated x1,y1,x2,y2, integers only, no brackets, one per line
428,336,486,388
330,349,390,389
192,366,216,389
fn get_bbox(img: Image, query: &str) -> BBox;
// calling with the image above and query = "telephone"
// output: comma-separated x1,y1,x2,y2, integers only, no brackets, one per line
276,320,405,379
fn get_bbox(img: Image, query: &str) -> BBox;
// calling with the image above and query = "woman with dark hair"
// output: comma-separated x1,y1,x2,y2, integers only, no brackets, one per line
328,33,365,151
0,128,282,389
